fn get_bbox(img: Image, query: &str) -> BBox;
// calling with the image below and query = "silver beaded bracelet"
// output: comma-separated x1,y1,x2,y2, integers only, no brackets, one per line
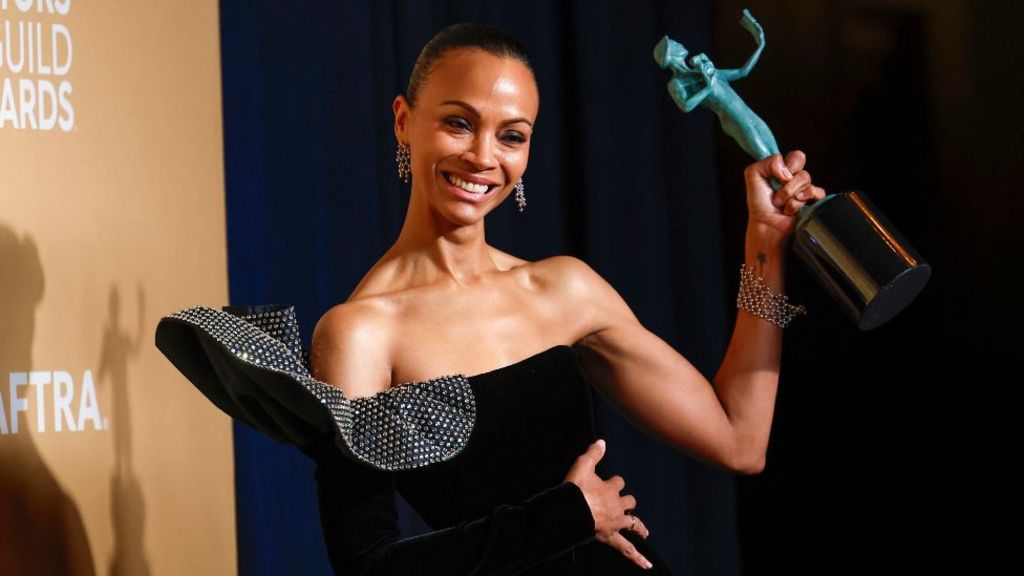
736,263,807,328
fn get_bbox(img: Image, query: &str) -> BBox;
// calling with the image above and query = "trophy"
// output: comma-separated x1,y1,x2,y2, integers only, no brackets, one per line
654,9,931,330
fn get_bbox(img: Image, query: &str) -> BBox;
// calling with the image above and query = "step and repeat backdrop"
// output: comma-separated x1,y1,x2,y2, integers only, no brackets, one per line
0,1,235,574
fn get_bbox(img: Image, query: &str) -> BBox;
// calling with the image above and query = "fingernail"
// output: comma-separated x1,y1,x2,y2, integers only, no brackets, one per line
597,439,606,448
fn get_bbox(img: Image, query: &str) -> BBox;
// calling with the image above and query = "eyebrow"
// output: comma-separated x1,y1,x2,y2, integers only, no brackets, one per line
440,100,534,127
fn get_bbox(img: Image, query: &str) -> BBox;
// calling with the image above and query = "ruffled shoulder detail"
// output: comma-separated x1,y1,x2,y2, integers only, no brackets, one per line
154,304,476,471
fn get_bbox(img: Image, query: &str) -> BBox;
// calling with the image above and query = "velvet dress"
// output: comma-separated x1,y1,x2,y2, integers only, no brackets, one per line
156,305,673,575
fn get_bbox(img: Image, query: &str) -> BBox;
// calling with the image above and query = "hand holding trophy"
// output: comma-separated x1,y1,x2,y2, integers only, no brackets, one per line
654,9,931,330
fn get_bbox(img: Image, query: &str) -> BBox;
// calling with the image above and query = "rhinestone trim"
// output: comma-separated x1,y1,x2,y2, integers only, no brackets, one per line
159,305,476,471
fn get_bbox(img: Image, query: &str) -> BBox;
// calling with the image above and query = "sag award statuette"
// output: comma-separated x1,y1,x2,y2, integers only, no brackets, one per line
654,9,931,330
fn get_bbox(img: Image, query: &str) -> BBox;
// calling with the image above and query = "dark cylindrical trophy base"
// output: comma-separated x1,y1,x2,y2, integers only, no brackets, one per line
792,191,931,330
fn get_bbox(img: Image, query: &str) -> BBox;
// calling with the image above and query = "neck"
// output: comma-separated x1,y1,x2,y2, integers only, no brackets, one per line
388,185,498,286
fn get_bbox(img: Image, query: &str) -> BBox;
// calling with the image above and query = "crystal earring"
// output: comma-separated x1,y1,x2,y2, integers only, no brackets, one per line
514,177,526,212
396,142,411,183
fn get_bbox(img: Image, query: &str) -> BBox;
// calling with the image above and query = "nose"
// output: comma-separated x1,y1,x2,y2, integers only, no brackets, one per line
459,132,497,171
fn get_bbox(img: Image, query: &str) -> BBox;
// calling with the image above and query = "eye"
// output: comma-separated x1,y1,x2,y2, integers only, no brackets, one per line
500,130,527,145
444,117,471,131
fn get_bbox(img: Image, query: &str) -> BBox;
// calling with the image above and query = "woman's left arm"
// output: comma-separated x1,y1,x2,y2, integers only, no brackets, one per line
560,151,824,475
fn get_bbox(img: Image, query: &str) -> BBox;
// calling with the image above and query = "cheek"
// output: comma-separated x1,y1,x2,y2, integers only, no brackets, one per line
501,147,529,173
411,132,462,172
500,138,530,161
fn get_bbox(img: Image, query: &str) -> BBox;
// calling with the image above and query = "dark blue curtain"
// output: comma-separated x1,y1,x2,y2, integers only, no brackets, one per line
219,2,738,574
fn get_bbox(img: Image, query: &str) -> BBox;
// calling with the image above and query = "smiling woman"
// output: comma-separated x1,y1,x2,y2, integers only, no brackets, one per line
304,23,677,574
300,20,826,575
392,39,537,222
157,17,826,576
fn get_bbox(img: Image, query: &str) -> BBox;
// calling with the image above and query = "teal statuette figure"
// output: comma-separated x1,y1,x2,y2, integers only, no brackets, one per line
653,9,932,330
653,9,779,162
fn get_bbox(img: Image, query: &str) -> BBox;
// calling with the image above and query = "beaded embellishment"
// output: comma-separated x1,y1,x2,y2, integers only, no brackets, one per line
155,305,476,471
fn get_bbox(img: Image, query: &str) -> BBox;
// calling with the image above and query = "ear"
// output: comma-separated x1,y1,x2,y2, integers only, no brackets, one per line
393,94,411,144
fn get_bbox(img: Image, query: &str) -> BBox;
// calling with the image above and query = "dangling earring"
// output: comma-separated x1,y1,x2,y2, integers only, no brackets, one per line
514,177,526,212
396,142,411,183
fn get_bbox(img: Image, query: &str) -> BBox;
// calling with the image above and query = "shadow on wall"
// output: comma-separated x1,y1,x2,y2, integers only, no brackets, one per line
99,284,151,576
0,223,95,574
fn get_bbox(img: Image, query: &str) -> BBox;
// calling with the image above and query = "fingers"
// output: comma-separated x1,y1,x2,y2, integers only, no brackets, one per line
772,171,811,212
582,439,606,467
744,150,810,189
574,439,606,469
783,150,806,174
780,185,826,216
744,152,800,193
776,178,827,215
616,493,648,539
608,531,654,570
574,438,656,571
564,439,607,488
765,150,826,216
768,153,794,182
744,153,787,185
623,512,650,539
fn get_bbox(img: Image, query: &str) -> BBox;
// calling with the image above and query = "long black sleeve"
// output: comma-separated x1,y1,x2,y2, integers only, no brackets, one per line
301,434,596,576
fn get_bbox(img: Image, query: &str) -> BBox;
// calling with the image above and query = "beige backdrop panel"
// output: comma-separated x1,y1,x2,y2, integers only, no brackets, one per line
0,1,235,574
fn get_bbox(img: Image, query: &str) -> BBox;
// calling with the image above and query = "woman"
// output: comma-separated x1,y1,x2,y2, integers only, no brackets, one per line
155,21,824,576
304,21,824,575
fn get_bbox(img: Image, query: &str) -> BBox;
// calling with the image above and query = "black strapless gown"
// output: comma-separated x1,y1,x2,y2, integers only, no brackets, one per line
301,344,674,575
156,305,672,575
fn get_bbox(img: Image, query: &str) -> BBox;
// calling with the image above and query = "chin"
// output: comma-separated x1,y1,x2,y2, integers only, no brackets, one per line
450,204,495,224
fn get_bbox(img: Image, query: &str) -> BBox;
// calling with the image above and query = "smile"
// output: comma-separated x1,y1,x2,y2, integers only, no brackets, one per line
443,172,496,195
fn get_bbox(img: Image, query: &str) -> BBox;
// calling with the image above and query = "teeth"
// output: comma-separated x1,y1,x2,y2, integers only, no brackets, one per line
446,173,490,194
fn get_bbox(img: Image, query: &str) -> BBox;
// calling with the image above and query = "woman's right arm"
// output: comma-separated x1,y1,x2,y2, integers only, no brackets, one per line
301,433,596,576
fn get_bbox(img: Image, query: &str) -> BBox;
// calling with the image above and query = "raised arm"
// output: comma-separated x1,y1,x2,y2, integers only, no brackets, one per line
550,153,824,475
719,9,766,82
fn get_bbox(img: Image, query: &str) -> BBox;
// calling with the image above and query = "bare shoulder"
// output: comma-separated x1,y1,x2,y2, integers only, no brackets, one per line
533,254,593,284
310,299,394,400
529,255,639,340
530,255,623,302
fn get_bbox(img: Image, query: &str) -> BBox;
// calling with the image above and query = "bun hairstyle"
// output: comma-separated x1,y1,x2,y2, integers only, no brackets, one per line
405,22,534,107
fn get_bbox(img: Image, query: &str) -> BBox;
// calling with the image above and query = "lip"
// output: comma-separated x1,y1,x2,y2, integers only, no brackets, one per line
441,171,500,203
444,171,498,186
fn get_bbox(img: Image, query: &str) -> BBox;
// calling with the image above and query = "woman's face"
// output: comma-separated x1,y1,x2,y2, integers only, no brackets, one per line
394,48,539,223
